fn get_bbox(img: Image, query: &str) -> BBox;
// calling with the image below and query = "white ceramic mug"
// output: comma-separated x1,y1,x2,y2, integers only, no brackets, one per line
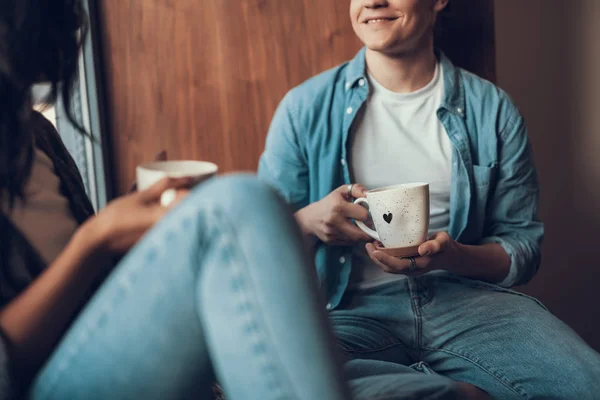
354,183,430,251
136,160,218,206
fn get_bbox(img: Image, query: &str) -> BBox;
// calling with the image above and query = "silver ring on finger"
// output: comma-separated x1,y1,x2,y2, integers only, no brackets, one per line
347,183,354,198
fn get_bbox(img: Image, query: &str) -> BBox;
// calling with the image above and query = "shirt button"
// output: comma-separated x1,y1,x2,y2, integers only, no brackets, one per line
340,158,346,166
346,107,353,115
339,256,346,264
358,78,365,87
345,82,351,90
456,107,463,114
326,303,333,311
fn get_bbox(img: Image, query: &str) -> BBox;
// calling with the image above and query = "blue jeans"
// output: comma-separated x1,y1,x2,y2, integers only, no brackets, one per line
29,175,461,400
332,273,600,399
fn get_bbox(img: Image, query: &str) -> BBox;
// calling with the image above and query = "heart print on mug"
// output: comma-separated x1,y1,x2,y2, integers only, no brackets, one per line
354,182,430,257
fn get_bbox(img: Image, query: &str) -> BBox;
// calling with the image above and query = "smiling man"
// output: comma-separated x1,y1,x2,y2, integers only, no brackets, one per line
259,0,600,398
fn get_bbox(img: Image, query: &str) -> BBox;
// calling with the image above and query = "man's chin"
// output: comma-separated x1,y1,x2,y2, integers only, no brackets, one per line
363,38,418,58
364,40,392,52
364,41,403,55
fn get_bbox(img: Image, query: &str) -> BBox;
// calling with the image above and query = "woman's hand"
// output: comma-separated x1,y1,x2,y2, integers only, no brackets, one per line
85,177,192,255
365,231,461,276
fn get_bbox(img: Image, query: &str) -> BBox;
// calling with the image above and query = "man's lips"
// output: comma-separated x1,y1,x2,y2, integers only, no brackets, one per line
363,16,399,24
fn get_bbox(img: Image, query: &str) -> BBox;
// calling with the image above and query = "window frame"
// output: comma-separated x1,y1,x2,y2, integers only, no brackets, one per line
56,0,112,211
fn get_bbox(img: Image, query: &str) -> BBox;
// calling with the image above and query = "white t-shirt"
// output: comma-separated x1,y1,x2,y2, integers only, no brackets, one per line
349,62,453,289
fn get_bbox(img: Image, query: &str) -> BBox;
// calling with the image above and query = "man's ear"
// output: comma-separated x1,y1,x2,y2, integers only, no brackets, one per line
433,0,449,13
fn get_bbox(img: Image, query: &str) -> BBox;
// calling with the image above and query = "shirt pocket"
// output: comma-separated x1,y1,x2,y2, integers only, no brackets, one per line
471,164,497,232
472,164,497,188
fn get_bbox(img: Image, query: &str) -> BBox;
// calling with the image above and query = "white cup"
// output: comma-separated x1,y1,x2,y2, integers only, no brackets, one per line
136,160,218,206
354,183,430,253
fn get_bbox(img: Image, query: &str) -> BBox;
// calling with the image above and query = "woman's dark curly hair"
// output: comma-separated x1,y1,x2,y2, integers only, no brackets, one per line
0,0,88,207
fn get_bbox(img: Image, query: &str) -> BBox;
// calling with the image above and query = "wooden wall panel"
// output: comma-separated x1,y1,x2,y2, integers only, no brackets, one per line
98,0,495,195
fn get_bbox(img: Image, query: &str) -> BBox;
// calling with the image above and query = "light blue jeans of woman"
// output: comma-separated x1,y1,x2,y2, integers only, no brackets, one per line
29,175,464,400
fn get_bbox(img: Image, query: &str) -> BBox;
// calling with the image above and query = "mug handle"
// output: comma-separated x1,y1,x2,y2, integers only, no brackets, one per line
353,198,381,242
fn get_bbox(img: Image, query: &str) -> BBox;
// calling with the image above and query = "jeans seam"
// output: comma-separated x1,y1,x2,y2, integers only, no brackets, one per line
344,342,409,356
407,278,423,359
331,314,411,355
213,207,299,400
449,276,548,311
422,346,530,399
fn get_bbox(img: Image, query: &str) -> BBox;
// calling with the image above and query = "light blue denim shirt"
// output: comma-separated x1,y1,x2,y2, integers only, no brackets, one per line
258,48,543,310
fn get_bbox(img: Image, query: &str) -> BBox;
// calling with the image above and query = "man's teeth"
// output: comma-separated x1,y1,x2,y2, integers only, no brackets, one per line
368,19,391,24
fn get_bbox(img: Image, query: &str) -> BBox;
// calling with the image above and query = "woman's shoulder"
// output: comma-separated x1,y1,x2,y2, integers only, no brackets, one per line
30,111,65,155
28,110,95,224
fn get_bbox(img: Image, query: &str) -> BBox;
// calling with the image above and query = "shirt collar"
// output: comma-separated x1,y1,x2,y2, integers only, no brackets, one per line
438,51,466,118
344,47,368,91
344,47,466,118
